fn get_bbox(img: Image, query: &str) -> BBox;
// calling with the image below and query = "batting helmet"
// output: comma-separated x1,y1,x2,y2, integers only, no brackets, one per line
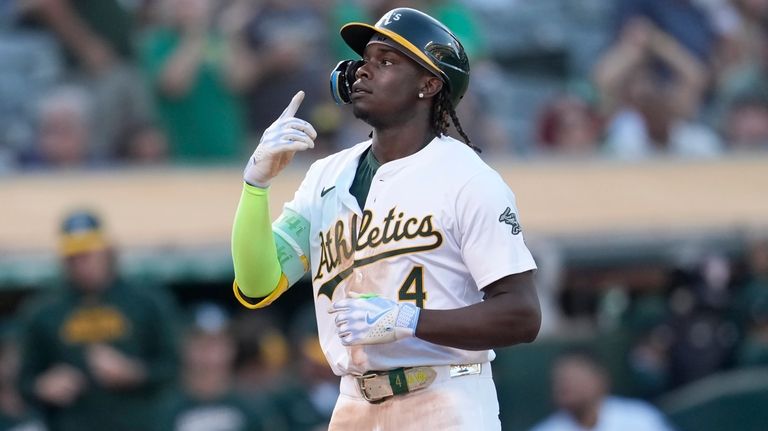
339,8,470,107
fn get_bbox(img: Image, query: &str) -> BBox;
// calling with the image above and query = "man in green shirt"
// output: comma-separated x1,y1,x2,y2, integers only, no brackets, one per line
17,210,179,431
140,0,247,162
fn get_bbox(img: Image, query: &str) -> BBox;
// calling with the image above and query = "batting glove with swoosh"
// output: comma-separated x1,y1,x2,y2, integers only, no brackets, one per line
244,91,317,187
329,293,420,345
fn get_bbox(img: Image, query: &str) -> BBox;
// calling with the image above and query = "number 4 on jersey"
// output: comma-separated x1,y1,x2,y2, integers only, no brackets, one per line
398,266,426,308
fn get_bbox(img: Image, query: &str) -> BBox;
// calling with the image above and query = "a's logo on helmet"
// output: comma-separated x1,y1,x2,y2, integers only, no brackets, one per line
379,11,401,26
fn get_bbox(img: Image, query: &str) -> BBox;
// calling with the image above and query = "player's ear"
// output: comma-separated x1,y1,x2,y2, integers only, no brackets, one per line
419,76,443,99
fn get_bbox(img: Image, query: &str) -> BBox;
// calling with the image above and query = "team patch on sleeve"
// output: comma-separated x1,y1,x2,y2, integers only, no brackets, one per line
498,207,522,235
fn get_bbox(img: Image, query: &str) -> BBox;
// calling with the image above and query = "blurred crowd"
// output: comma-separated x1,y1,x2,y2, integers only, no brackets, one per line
2,0,768,173
0,209,339,431
622,237,768,396
0,0,482,170
535,231,768,394
514,230,768,429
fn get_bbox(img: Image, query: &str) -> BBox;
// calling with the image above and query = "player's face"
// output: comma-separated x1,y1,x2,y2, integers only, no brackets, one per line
351,43,428,128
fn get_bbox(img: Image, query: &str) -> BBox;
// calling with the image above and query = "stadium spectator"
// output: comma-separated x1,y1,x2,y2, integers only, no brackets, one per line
733,237,768,366
713,0,768,90
613,0,719,64
140,0,249,162
722,94,768,151
239,0,328,138
22,0,135,74
628,252,739,392
0,17,63,172
711,16,768,148
19,85,92,169
22,0,154,162
116,121,169,164
734,298,768,367
594,17,721,158
0,334,48,430
536,95,602,156
664,253,738,386
230,310,290,398
157,303,285,431
530,350,674,431
269,304,338,430
735,237,768,319
16,210,179,431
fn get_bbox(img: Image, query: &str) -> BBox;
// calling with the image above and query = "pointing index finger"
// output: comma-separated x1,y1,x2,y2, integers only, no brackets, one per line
279,90,305,119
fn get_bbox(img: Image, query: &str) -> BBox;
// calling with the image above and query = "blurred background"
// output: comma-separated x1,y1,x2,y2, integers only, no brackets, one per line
1,0,768,430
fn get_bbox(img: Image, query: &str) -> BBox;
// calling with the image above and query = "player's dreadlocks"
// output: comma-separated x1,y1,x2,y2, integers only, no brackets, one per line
431,89,480,153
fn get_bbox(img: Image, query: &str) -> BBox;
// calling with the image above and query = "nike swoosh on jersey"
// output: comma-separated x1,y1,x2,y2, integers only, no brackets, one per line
366,309,389,325
320,186,336,197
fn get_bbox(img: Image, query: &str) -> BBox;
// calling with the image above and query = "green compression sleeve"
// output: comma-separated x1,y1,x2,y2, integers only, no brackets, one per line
231,183,282,299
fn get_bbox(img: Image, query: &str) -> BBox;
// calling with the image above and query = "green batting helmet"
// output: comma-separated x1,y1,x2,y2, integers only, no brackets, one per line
340,8,470,107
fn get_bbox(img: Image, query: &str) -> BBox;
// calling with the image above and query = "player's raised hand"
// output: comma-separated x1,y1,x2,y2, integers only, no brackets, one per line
329,293,420,345
244,91,317,187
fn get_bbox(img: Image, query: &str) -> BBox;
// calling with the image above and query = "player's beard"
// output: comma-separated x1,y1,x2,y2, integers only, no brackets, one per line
352,105,391,130
352,104,372,125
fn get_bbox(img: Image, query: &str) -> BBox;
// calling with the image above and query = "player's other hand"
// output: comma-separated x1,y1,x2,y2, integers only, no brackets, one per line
329,293,420,345
244,90,317,187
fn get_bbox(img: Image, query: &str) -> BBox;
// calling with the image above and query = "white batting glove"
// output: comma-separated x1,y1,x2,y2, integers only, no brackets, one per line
244,91,317,187
329,293,420,346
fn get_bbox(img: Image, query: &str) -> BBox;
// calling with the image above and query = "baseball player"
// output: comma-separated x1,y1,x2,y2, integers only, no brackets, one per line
231,8,541,430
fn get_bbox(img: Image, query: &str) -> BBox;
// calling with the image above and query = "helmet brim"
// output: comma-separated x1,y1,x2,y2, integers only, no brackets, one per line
340,23,445,81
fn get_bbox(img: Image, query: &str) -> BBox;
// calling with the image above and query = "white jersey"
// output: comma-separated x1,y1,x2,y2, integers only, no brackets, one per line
284,135,537,376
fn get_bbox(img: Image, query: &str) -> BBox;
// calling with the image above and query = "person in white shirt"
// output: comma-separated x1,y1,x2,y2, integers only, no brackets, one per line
530,350,674,431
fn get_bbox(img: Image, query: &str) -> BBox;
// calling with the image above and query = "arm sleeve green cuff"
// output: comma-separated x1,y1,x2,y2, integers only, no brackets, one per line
231,183,282,298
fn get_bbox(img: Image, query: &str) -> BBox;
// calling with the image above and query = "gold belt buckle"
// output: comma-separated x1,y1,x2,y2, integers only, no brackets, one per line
355,373,393,403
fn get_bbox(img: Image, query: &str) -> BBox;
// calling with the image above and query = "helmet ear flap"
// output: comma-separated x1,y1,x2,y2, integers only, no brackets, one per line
330,60,365,105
